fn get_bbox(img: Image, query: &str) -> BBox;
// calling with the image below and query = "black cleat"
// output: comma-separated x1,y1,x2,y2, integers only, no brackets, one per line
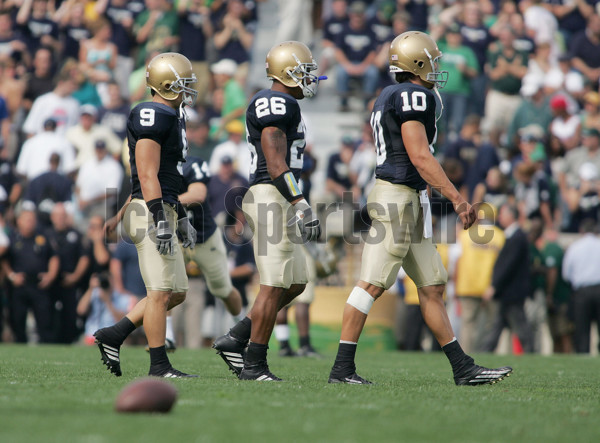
454,365,513,386
149,366,198,378
212,333,247,376
93,329,122,377
239,364,282,381
328,372,373,384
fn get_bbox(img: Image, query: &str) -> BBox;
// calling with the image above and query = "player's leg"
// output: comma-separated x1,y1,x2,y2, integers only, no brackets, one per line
275,306,296,356
328,281,383,384
407,240,512,386
329,181,412,384
294,251,320,357
195,230,243,318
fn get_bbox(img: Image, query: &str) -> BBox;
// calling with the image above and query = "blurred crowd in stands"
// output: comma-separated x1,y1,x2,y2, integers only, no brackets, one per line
0,0,599,355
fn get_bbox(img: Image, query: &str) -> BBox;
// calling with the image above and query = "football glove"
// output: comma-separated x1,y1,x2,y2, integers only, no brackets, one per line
288,198,321,242
177,217,197,249
149,220,174,256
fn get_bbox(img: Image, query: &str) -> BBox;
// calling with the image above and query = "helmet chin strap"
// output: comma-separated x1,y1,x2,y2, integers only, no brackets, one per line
433,86,444,122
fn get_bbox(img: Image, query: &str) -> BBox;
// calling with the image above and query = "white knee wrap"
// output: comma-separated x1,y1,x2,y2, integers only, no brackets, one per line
346,287,374,315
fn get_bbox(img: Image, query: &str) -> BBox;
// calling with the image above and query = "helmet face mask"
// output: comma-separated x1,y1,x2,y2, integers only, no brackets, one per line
389,31,449,89
146,53,198,107
266,41,320,98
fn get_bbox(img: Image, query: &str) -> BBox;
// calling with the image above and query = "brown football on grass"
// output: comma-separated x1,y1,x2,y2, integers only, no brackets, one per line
115,378,177,413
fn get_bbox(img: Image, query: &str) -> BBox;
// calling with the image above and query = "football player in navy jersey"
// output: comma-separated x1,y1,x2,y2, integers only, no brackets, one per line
328,32,513,386
179,155,243,318
213,41,323,381
94,53,198,378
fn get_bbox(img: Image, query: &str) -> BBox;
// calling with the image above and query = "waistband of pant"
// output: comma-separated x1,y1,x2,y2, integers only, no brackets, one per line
375,179,421,194
131,198,176,210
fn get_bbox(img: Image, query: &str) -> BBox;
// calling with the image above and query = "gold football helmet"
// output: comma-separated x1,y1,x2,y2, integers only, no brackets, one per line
146,52,198,107
389,31,448,89
266,41,320,98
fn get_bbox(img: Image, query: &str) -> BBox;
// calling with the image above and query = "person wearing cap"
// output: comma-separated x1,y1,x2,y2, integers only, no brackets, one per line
210,58,246,139
549,93,581,152
75,138,123,222
438,23,479,141
334,1,379,111
66,104,123,167
207,154,248,222
16,117,77,181
209,119,250,180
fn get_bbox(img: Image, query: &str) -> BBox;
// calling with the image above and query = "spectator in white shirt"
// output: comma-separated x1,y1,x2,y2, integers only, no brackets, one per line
22,73,80,137
75,139,123,221
209,119,250,180
16,118,77,181
562,219,600,353
66,104,123,168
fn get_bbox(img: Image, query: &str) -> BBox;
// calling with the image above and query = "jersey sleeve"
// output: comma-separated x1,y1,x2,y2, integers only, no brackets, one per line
393,86,435,126
247,94,299,134
129,105,175,145
183,157,211,186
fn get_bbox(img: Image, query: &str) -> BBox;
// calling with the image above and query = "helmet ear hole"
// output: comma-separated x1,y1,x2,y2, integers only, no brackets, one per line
416,60,424,68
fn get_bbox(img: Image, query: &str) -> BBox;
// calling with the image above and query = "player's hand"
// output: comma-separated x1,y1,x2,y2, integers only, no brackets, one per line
150,220,174,256
288,198,321,242
455,201,477,230
177,217,197,249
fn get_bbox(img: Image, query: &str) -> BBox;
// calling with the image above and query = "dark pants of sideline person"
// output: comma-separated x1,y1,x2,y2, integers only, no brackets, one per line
481,300,534,353
9,283,53,343
573,284,600,353
51,286,79,344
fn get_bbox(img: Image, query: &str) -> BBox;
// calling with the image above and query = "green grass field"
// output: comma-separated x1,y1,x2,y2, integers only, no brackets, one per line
0,345,598,443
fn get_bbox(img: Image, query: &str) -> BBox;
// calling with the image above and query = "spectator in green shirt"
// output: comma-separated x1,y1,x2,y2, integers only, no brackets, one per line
133,0,180,68
483,25,529,147
210,58,246,140
438,24,479,142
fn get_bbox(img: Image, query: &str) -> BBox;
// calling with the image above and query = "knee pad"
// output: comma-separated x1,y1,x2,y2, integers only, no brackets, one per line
346,286,374,315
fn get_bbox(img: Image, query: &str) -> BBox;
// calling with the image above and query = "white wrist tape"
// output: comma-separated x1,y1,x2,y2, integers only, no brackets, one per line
346,286,374,315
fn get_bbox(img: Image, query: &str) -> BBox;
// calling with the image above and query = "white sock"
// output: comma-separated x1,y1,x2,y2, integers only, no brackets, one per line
165,316,175,343
274,324,290,342
233,307,246,323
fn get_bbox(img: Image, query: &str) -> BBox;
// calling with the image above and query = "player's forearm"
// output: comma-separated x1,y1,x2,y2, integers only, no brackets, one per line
179,184,207,205
415,157,463,205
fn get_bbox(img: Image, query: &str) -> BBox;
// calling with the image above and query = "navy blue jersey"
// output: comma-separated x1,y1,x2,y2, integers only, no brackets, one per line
246,89,306,186
181,156,217,243
127,102,187,204
371,83,438,191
